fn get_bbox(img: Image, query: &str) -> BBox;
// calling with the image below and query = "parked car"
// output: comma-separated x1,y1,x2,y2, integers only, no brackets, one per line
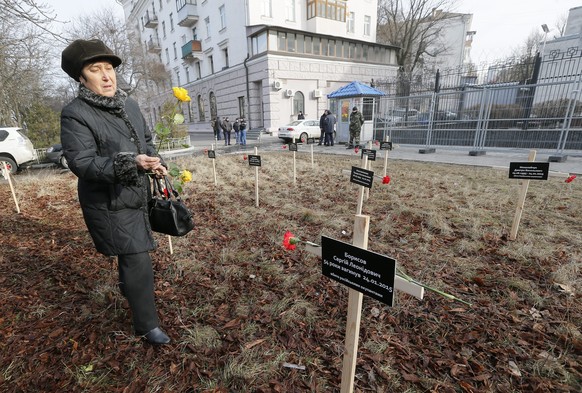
45,143,69,169
0,127,37,174
374,108,418,128
278,119,332,143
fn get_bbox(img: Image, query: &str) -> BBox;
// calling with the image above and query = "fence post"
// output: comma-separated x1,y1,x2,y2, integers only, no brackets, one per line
419,91,437,154
550,74,582,162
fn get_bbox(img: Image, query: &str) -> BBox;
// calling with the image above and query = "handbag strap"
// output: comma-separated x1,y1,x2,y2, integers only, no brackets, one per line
151,176,181,201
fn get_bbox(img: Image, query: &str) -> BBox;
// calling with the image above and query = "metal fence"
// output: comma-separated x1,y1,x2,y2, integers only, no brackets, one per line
372,79,582,154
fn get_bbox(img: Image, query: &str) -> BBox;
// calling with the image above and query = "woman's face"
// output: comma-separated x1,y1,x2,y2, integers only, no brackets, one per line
79,60,117,97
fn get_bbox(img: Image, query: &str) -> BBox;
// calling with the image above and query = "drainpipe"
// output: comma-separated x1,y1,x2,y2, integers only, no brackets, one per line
244,53,252,130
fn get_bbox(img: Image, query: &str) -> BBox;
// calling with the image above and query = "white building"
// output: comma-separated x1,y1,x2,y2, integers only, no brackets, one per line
120,0,399,133
534,6,582,104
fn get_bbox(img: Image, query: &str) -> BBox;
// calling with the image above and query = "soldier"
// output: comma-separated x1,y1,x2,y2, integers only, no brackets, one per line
348,106,364,148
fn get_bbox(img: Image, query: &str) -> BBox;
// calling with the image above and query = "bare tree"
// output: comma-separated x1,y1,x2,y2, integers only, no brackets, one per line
554,13,568,38
376,0,460,95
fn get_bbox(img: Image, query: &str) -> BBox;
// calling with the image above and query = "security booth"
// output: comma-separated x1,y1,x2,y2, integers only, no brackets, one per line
327,81,386,144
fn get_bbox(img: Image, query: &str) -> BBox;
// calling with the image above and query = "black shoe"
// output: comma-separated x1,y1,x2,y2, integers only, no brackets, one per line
346,145,353,149
143,327,171,345
317,143,322,146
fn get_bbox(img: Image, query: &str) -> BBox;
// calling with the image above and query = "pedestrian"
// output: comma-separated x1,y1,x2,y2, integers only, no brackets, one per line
60,39,171,345
348,106,364,148
213,116,221,140
221,116,232,145
323,110,335,146
239,117,247,145
233,118,241,145
318,110,327,145
297,111,305,120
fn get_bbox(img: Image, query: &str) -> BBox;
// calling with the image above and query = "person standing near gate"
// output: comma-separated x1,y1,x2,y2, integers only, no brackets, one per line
239,117,247,146
348,106,364,149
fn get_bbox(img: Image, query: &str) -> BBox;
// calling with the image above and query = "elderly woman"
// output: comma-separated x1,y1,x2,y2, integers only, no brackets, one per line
60,39,170,345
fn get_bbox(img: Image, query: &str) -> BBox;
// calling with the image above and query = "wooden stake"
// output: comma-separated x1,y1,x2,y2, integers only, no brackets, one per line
510,150,536,241
340,214,369,393
2,162,20,213
356,155,368,215
364,141,372,200
383,136,390,177
254,146,259,208
310,143,314,169
212,143,217,186
292,138,297,185
168,235,173,254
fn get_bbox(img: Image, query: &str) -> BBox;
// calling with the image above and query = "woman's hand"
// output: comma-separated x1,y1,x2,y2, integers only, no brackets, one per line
135,154,167,177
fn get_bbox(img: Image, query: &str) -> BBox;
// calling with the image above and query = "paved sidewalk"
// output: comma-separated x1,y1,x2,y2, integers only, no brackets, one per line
183,131,581,176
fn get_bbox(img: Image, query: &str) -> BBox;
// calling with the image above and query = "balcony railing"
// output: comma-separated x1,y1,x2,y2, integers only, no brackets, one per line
177,1,199,27
181,40,202,60
144,11,158,28
147,38,162,53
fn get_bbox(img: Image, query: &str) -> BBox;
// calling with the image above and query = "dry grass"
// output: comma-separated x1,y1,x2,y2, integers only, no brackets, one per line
2,150,581,392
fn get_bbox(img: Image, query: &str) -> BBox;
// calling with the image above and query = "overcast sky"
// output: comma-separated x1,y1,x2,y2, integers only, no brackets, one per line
48,0,582,63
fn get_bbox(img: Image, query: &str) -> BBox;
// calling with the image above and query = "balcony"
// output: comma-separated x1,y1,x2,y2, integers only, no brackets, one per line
147,38,161,54
144,11,158,28
181,40,202,60
177,1,199,27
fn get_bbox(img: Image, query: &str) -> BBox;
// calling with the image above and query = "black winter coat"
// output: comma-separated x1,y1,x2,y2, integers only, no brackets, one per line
61,93,158,256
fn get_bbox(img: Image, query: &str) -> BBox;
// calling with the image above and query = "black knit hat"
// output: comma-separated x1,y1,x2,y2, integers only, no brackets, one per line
61,39,122,82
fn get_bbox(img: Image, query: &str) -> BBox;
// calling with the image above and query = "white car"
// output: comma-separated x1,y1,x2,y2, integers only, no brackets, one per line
0,127,37,174
278,119,325,143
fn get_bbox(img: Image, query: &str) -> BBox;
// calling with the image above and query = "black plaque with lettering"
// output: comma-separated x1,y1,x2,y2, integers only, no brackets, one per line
208,150,216,159
509,162,549,180
350,166,374,188
361,148,377,161
248,155,262,167
321,236,395,306
289,143,298,152
380,141,393,151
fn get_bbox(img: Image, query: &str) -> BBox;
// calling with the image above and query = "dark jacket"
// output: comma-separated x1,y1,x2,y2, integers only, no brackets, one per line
61,95,158,256
322,115,334,134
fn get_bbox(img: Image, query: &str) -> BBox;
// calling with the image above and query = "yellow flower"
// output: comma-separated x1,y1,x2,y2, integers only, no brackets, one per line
172,87,191,102
180,170,192,183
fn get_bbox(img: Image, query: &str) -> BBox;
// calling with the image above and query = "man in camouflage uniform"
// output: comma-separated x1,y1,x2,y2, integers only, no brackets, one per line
348,106,364,148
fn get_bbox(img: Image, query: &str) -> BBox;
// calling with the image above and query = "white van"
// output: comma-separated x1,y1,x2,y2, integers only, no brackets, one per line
0,127,37,174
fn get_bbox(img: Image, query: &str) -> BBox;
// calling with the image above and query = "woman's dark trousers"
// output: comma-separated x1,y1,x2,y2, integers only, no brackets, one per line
118,252,159,335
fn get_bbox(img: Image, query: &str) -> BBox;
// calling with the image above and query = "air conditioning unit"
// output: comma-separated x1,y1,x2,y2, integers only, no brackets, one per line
285,89,294,97
273,80,283,90
313,89,323,98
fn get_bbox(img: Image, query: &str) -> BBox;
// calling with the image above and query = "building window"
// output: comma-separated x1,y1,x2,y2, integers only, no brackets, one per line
205,16,211,38
170,13,174,31
198,94,205,121
219,5,226,30
173,42,178,59
159,0,163,10
209,55,214,73
196,61,201,79
307,0,345,21
176,70,181,86
162,21,167,38
286,0,295,22
185,66,190,83
364,15,371,36
223,48,229,68
238,96,246,118
210,92,217,120
251,32,268,55
293,91,304,115
262,0,272,18
165,48,170,64
347,12,355,33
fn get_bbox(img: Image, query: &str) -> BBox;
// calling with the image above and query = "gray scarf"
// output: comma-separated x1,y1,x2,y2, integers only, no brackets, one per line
78,84,144,154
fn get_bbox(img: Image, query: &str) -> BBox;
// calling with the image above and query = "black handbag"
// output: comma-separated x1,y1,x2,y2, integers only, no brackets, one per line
148,176,194,236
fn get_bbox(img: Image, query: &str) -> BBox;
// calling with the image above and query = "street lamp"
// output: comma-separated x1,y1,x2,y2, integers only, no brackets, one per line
541,24,550,57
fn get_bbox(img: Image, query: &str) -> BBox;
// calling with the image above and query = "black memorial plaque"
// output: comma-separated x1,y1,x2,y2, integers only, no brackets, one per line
361,148,377,161
289,143,298,152
321,236,395,306
509,162,549,180
380,141,393,151
350,166,374,189
208,150,216,159
248,155,262,167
